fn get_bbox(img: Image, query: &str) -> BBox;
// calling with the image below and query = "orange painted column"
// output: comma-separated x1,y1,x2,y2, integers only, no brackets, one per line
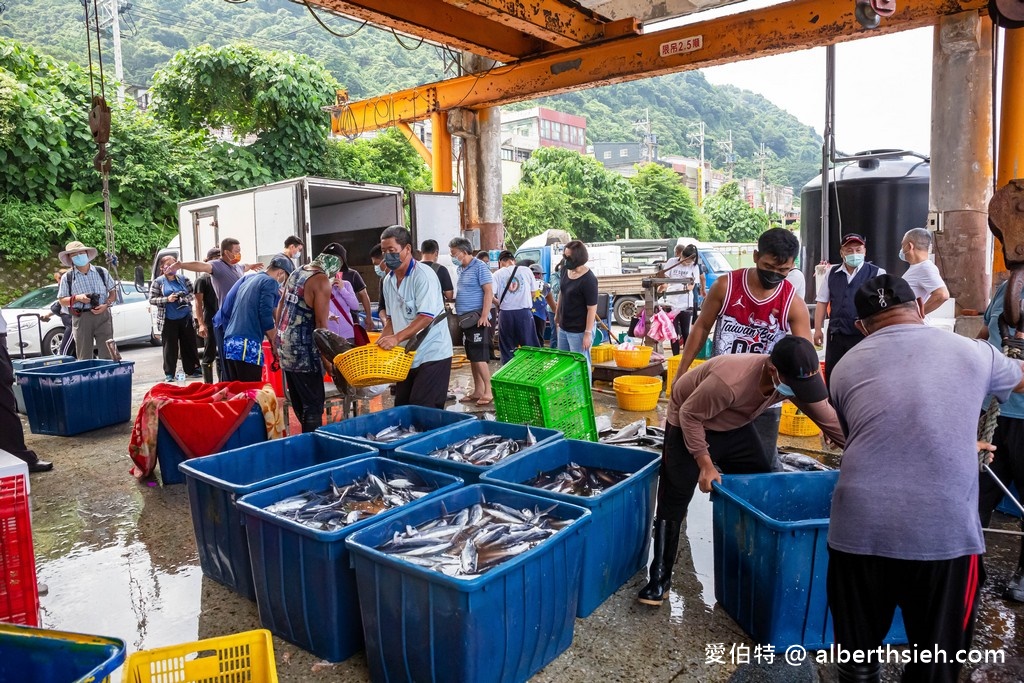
431,111,453,193
994,28,1024,275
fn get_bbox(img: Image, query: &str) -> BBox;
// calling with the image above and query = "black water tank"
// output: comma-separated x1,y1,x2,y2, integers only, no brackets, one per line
799,151,930,301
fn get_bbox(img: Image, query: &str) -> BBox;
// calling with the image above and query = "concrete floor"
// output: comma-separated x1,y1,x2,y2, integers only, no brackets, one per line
18,344,1024,682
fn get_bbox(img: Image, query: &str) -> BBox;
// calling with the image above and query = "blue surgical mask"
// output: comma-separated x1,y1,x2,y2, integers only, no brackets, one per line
383,252,403,271
71,253,90,267
773,378,796,398
374,265,385,278
898,248,908,263
844,253,864,268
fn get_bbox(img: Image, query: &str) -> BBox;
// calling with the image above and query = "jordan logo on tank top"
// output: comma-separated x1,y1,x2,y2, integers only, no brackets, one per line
712,268,794,356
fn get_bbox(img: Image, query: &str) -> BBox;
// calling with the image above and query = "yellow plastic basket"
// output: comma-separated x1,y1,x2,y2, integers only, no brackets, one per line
367,331,381,345
613,345,653,369
334,345,415,388
688,358,707,371
613,375,663,411
590,343,616,364
122,630,277,682
665,355,681,395
779,401,821,437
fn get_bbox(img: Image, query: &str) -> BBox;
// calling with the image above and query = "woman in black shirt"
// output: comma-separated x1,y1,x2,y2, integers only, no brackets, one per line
554,240,598,367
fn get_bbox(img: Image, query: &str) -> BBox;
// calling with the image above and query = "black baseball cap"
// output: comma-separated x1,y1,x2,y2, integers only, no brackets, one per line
841,233,866,247
854,274,917,319
322,242,349,270
770,336,827,403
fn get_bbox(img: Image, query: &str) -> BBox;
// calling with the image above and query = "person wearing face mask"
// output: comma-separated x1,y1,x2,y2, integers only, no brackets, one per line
553,240,599,367
57,240,118,360
657,244,705,356
149,254,202,382
216,262,289,383
321,243,374,332
812,233,885,386
898,227,949,318
276,252,338,432
826,275,1024,683
274,236,304,277
449,237,494,404
672,228,810,459
638,335,843,606
369,244,388,328
378,226,453,409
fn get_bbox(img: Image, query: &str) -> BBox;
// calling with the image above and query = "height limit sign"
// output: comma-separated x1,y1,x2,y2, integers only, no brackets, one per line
659,35,704,57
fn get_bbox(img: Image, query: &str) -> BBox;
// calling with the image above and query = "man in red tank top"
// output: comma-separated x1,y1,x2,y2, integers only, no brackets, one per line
640,228,814,607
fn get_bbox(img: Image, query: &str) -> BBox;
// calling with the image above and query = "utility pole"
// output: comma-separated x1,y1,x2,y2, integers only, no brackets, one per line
756,142,769,213
689,120,706,204
633,108,656,164
718,130,735,180
86,0,125,102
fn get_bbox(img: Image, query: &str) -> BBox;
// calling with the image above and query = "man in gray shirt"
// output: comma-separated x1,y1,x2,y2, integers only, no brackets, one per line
827,274,1024,683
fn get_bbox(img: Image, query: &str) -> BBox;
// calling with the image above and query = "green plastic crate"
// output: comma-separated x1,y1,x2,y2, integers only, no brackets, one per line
491,348,598,441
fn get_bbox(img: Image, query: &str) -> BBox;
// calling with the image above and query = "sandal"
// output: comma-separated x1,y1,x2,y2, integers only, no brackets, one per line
476,397,493,406
459,395,480,404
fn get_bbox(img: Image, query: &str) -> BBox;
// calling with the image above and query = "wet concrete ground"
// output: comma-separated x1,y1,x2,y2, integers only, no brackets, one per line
18,344,1024,682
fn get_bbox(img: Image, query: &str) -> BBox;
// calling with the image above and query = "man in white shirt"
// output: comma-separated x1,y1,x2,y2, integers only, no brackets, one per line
492,251,540,364
899,228,949,316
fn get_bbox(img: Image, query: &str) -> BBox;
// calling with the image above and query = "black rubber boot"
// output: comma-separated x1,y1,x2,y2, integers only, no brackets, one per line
637,519,681,606
1005,566,1024,603
201,361,214,384
836,662,881,683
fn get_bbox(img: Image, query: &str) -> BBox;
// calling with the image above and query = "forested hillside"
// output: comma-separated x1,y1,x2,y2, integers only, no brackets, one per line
1,0,822,188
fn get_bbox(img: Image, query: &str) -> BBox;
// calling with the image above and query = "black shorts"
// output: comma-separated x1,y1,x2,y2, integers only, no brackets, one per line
462,325,491,363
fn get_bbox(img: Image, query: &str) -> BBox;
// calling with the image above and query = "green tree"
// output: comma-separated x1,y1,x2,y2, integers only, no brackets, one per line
629,163,708,240
518,147,650,243
321,128,431,196
502,184,575,247
151,42,340,186
701,181,770,242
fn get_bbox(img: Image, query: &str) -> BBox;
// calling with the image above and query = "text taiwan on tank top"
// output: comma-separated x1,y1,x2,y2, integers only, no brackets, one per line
712,268,794,356
278,268,319,373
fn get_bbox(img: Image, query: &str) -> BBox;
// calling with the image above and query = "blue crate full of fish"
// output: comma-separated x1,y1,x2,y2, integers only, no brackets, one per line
236,456,462,662
393,420,562,484
345,484,591,683
316,405,475,454
178,432,376,600
712,471,906,650
156,404,268,486
480,438,660,618
16,359,134,436
0,622,125,683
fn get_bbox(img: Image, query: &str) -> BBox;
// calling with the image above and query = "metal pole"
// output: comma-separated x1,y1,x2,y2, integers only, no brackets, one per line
109,0,124,102
821,44,835,263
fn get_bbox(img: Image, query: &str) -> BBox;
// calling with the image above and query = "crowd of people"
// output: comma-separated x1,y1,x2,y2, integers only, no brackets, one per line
2,225,1022,683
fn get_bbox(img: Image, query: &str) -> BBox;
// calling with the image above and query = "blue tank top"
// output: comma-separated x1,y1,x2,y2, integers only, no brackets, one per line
278,268,321,373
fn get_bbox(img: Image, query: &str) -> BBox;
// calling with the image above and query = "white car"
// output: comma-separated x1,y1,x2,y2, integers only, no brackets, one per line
4,282,158,357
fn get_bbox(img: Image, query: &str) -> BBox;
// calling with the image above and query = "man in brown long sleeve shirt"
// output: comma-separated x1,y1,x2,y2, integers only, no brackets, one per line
638,335,844,606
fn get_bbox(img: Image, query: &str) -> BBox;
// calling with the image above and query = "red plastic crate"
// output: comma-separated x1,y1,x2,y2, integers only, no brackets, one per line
0,475,39,627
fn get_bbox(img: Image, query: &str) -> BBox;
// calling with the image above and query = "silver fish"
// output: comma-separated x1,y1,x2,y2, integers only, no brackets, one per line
368,424,420,443
427,434,528,467
778,452,833,472
526,462,629,497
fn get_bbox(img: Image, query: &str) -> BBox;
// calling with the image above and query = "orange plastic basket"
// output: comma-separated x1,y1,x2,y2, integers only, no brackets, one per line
779,401,821,437
613,375,663,411
334,345,415,388
613,345,653,369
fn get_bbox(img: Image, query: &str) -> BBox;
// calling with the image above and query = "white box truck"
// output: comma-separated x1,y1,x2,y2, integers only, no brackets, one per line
144,177,462,303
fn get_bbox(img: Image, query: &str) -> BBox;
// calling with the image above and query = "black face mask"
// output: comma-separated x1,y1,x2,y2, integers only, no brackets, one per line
756,268,786,289
562,257,576,270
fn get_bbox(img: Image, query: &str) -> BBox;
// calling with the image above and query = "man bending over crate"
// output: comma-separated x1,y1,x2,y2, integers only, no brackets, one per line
825,275,1024,683
638,335,843,606
376,226,453,409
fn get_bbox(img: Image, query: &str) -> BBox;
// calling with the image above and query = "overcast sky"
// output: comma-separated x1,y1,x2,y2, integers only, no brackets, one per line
649,0,937,156
700,28,935,156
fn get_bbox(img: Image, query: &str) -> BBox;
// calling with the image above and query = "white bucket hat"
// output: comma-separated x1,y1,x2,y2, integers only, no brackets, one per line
58,240,99,267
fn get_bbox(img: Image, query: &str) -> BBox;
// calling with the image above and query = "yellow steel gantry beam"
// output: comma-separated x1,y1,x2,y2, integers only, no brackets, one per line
309,0,555,62
330,0,989,136
448,0,639,48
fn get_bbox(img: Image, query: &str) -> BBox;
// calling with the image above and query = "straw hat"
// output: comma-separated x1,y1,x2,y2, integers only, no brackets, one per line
58,240,99,267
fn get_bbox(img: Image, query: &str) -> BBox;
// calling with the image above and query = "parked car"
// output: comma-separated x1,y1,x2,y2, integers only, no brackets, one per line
4,282,158,357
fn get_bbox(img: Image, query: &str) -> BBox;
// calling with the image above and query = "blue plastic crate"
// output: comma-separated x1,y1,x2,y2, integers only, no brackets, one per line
156,404,268,486
712,471,906,650
0,622,125,683
479,439,660,617
393,420,562,484
178,433,376,600
316,405,475,454
12,355,76,414
16,359,134,436
346,484,590,683
236,457,462,663
997,483,1022,519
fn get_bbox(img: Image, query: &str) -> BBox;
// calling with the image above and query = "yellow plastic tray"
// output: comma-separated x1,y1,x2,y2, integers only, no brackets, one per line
123,630,277,683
